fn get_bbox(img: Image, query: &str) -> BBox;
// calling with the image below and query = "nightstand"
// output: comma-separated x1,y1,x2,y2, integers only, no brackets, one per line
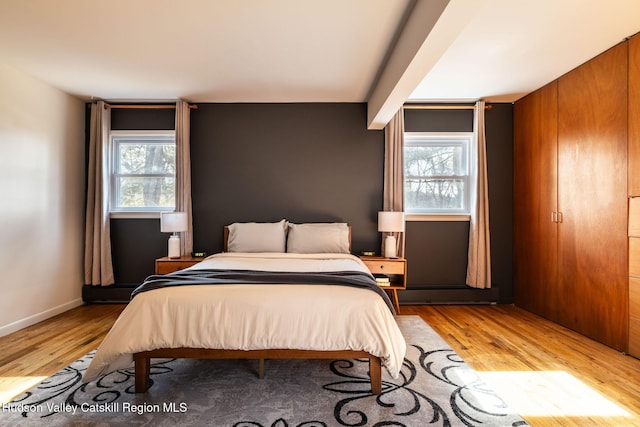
155,256,204,275
359,256,407,314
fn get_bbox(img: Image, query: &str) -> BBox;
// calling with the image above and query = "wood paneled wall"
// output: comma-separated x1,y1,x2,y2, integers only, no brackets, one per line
556,43,628,350
514,42,629,351
628,35,640,357
513,82,559,320
629,35,640,195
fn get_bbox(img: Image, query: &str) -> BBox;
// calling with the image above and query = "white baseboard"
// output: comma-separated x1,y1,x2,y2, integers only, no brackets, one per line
0,299,84,338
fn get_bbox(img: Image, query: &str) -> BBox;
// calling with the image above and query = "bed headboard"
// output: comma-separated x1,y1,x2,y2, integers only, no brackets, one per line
223,226,231,252
223,225,351,252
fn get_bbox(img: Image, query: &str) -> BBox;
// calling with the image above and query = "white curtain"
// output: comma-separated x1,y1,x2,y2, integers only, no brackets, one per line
466,101,491,288
84,101,114,286
175,100,193,256
383,109,405,257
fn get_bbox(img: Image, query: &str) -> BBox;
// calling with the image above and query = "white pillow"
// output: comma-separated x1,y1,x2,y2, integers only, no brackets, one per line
227,220,287,252
287,223,350,254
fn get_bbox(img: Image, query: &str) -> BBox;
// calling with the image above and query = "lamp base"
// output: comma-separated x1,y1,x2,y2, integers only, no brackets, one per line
384,235,397,258
168,235,181,258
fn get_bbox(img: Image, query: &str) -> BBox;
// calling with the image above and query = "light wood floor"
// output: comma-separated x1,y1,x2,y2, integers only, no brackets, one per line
1,303,639,426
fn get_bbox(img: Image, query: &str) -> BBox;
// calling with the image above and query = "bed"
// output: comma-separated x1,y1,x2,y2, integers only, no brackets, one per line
83,221,406,394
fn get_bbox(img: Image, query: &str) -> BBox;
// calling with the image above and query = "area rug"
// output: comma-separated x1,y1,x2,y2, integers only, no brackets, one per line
1,316,528,427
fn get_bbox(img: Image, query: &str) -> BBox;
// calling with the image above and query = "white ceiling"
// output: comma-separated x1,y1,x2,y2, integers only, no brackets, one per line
0,0,410,103
410,0,640,103
1,0,639,128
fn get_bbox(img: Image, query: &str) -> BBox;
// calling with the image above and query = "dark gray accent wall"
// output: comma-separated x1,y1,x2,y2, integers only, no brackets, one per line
111,107,175,131
405,221,469,287
111,219,166,283
404,107,474,132
97,102,514,305
485,104,514,302
107,107,176,284
190,103,383,255
106,103,383,284
401,104,513,304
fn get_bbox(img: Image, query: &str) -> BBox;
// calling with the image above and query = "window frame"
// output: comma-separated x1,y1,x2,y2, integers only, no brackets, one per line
109,130,177,215
403,132,475,218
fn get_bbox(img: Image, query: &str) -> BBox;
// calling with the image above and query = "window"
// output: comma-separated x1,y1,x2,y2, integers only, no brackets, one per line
404,132,474,215
110,131,176,212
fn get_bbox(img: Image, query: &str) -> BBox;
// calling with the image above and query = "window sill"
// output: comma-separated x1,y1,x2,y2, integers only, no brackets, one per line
109,211,162,219
405,214,470,222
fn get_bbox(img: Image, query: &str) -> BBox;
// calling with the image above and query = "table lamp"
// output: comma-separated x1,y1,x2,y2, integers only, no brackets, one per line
161,212,188,258
378,211,405,258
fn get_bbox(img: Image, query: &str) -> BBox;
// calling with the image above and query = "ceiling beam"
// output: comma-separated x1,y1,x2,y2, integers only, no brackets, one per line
366,0,486,130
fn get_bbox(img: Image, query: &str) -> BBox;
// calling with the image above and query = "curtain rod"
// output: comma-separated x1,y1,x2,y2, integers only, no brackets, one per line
403,104,491,110
101,104,198,110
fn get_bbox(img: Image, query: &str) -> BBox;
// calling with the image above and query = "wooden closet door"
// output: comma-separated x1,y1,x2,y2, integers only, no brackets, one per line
513,82,559,321
630,33,640,196
557,42,628,351
629,32,640,357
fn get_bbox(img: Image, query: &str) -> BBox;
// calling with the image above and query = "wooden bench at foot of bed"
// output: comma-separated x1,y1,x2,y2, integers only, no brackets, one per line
134,348,382,394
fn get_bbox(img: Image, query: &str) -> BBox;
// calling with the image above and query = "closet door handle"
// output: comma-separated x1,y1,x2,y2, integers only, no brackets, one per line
551,211,564,223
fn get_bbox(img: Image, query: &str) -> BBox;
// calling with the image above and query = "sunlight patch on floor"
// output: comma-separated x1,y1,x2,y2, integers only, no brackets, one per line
0,377,47,404
478,371,631,417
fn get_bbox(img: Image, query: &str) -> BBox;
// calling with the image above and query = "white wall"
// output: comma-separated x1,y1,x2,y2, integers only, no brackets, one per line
0,64,85,336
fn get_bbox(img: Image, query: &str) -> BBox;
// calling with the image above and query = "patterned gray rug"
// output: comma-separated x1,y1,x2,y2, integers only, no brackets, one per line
1,316,528,427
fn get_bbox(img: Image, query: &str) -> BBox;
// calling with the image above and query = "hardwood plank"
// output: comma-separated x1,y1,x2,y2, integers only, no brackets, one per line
2,303,640,426
0,304,125,403
402,305,640,427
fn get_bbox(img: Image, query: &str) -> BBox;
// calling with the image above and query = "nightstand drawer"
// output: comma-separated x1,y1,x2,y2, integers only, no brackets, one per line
155,256,203,275
363,260,405,275
156,262,194,275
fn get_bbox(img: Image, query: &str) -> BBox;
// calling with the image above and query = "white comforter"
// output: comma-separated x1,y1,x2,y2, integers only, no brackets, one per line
83,253,407,381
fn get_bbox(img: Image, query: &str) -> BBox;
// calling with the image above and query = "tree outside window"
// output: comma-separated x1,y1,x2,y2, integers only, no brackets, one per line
404,133,473,214
110,131,176,211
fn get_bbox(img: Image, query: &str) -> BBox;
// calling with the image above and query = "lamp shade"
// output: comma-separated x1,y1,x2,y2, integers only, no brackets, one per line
378,211,405,232
160,212,188,233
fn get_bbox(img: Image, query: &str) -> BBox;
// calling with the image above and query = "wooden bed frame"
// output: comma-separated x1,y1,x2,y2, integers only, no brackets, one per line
134,224,382,394
134,348,381,394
